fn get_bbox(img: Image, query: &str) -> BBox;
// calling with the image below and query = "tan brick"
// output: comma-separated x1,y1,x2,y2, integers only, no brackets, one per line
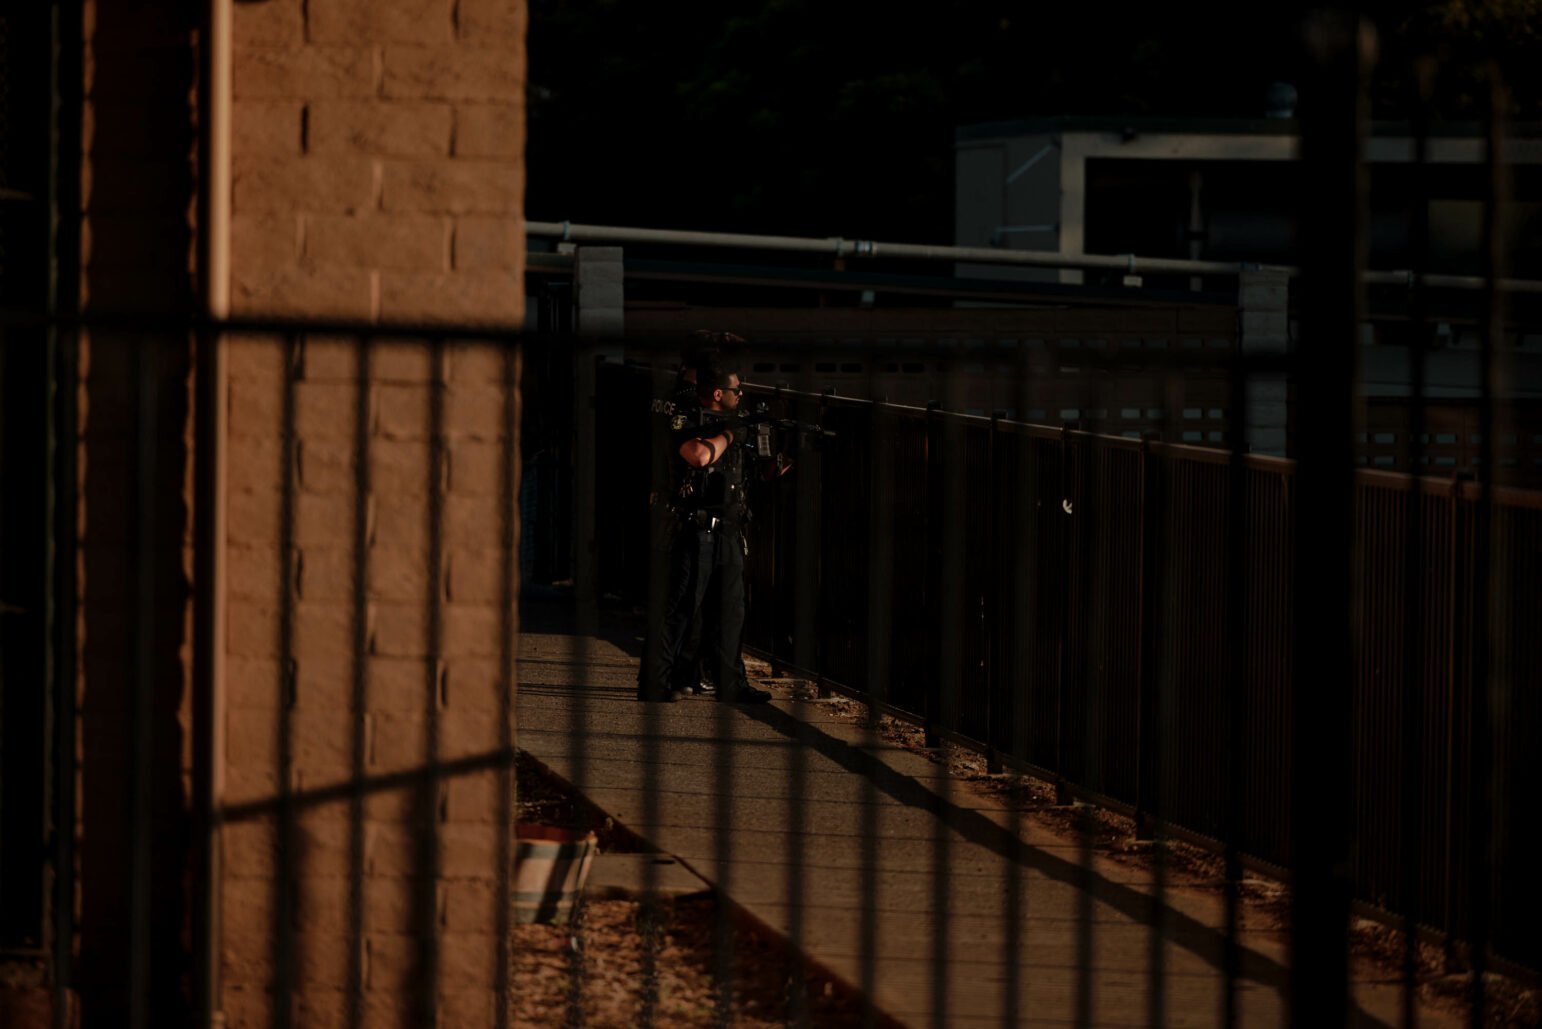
222,820,280,879
226,333,290,380
232,213,304,274
220,983,276,1028
374,383,433,439
233,100,304,155
441,879,497,933
443,384,510,437
380,160,519,214
372,497,437,549
446,548,513,603
221,877,277,944
225,760,281,807
447,440,508,495
310,101,454,158
442,768,507,824
302,337,444,383
226,491,285,547
225,706,357,781
453,105,522,158
297,546,355,602
364,785,423,824
448,340,518,384
444,604,501,657
298,437,362,493
364,932,421,991
228,438,285,494
443,659,513,712
233,0,304,46
439,932,499,987
228,657,284,710
233,154,375,215
230,543,286,602
439,823,502,878
288,491,355,545
231,265,374,320
306,215,448,270
372,440,435,493
371,602,434,657
228,375,289,439
452,216,520,270
436,988,496,1027
305,539,434,604
382,47,523,102
368,658,438,711
230,655,438,712
308,0,454,45
458,0,525,40
234,46,375,100
367,543,434,601
371,708,501,769
442,494,501,545
378,271,521,324
295,381,363,440
225,597,355,659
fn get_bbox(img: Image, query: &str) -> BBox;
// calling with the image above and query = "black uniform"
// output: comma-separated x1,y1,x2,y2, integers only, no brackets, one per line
638,408,752,699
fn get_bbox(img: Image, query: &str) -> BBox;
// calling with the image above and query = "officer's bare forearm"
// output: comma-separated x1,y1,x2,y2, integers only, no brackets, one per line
679,430,734,468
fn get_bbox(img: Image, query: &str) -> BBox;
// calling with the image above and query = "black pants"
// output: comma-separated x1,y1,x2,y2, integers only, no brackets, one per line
640,523,748,695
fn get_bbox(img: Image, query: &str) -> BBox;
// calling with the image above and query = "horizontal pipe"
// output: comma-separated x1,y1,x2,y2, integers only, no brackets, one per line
528,220,1542,293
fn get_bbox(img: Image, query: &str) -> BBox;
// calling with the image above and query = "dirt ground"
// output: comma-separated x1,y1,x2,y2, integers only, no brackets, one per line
744,668,1541,1028
514,752,877,1028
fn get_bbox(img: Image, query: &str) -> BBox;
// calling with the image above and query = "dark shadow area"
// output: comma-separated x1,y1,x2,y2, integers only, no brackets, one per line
73,0,199,1025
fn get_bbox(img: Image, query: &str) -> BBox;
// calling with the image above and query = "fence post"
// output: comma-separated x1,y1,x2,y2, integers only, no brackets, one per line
572,247,624,634
1055,421,1073,805
923,400,941,750
983,412,1002,774
792,390,823,683
1134,435,1155,839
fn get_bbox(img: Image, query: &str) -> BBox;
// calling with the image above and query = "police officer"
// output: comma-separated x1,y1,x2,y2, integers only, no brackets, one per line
638,357,771,703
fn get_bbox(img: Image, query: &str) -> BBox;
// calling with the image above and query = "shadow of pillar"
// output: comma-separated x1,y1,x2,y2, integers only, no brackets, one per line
73,0,198,1026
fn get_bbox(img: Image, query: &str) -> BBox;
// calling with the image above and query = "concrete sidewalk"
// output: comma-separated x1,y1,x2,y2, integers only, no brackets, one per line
516,625,1454,1028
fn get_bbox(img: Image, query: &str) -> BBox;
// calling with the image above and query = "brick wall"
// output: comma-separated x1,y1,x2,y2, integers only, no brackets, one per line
230,0,527,324
218,2,527,1026
219,338,521,1029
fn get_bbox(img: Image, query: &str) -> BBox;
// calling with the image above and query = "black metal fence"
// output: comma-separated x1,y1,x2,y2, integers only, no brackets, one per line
723,384,1542,973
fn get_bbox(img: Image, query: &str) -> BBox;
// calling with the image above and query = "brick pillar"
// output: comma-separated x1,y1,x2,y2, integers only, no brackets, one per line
218,3,527,1027
230,0,526,323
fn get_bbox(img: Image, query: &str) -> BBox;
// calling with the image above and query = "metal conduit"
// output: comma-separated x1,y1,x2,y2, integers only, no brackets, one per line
528,220,1542,293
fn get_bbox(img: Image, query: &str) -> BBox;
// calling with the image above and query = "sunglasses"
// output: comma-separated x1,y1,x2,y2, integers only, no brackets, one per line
723,385,744,396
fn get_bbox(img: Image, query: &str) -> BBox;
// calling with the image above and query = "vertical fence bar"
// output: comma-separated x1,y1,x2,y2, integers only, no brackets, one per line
1143,407,1175,1029
787,388,822,1028
411,336,448,1026
1467,65,1506,1028
270,332,300,1029
1222,322,1249,1029
638,354,668,1027
345,336,373,1029
1399,57,1435,1029
565,342,597,1022
932,373,964,1029
861,394,895,1029
495,340,519,1029
127,340,158,1029
1055,422,1073,806
1291,14,1369,1024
